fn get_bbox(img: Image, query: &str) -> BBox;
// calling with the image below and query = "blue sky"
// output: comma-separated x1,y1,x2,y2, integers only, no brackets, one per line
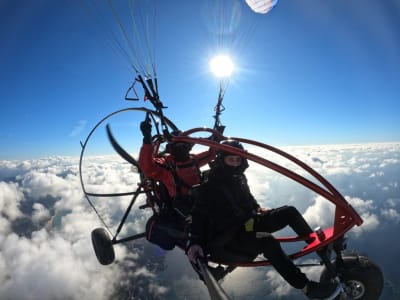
1,0,399,160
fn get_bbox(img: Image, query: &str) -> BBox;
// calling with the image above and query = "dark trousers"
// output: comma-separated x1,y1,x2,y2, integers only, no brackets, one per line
255,205,313,237
224,206,313,289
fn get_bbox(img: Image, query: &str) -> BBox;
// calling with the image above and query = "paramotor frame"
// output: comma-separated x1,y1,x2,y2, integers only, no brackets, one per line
80,107,363,267
164,128,364,265
79,106,178,240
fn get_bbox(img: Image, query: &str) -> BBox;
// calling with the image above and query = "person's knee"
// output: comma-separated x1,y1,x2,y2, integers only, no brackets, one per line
285,205,300,217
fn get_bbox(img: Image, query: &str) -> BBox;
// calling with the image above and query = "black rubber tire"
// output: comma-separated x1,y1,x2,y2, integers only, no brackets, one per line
320,255,384,300
91,228,115,265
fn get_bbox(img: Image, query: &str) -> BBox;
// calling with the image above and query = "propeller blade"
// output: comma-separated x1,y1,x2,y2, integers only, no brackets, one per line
106,124,140,169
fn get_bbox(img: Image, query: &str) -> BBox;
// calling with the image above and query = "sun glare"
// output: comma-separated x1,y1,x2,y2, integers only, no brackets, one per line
210,55,234,78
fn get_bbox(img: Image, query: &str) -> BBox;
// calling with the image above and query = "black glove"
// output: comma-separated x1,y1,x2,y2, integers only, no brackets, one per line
187,244,204,264
140,120,152,144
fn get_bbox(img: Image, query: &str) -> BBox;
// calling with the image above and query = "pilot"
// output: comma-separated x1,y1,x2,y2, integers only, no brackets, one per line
138,116,216,249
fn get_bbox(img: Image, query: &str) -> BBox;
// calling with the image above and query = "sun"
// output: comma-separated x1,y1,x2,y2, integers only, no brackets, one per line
210,55,234,78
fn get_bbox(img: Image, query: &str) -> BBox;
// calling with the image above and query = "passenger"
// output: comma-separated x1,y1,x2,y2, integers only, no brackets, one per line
186,140,341,300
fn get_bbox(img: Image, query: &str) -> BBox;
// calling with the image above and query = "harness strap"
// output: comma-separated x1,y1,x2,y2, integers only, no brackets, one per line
166,157,201,196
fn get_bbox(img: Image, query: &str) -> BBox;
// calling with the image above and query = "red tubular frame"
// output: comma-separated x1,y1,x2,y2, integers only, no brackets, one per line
173,128,363,267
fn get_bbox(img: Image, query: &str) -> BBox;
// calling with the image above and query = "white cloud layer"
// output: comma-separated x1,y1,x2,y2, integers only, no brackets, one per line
0,142,399,299
0,181,23,222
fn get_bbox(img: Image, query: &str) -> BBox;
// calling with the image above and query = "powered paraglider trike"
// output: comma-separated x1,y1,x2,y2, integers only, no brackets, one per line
78,1,383,299
79,81,383,300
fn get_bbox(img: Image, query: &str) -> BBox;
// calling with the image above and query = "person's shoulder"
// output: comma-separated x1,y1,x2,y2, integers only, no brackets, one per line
190,179,212,195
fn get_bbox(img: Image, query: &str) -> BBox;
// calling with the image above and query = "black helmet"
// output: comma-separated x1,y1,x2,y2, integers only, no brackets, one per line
166,131,193,162
218,140,244,155
215,139,248,175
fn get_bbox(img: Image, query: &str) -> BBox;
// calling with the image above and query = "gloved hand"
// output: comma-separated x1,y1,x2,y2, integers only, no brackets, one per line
187,244,204,264
256,207,270,215
140,119,152,144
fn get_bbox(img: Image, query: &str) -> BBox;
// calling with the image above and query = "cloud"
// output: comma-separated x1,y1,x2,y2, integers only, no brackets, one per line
381,207,400,224
0,181,23,222
31,203,50,224
69,120,87,137
303,196,335,228
0,142,399,299
0,157,133,300
265,269,293,297
20,170,71,199
223,267,269,298
343,196,380,237
0,230,120,300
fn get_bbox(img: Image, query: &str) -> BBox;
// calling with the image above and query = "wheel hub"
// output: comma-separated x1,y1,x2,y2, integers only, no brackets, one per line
344,280,365,299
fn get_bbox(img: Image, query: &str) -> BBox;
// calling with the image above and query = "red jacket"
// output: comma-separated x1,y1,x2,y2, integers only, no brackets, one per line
139,143,216,198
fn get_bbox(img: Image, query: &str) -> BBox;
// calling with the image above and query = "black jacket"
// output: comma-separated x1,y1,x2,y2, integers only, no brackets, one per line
189,166,260,249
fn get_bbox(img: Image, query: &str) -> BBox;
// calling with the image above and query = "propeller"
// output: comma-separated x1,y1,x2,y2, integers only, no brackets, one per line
106,124,140,169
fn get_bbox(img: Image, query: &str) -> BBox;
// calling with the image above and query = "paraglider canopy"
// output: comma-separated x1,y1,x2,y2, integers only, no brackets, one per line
245,0,278,14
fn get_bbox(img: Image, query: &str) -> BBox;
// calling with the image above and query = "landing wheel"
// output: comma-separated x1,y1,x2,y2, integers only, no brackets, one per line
91,228,115,265
320,255,383,300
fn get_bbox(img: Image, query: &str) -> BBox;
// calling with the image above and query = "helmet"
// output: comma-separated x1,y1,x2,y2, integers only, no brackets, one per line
215,139,248,175
166,131,193,162
218,140,244,155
